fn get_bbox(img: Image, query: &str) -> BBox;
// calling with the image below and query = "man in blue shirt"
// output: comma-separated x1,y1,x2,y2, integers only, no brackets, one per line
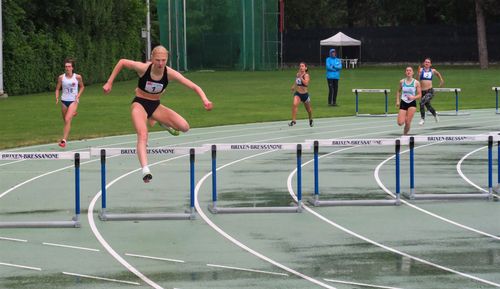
326,48,342,106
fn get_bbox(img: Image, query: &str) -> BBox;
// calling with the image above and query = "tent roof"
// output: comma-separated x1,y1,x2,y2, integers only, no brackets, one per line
320,32,361,46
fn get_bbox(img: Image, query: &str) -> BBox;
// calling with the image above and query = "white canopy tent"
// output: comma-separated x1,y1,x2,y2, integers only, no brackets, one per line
320,32,361,65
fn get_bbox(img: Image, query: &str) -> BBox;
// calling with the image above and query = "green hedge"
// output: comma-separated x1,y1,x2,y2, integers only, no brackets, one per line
3,0,145,95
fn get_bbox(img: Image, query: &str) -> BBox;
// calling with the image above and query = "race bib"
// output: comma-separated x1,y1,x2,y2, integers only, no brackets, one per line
145,81,164,93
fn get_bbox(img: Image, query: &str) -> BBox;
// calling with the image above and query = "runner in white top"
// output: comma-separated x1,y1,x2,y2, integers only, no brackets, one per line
396,66,421,135
55,58,84,148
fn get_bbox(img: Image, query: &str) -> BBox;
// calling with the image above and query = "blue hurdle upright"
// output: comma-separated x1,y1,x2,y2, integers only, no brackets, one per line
0,151,87,228
207,143,304,214
403,135,493,200
94,147,197,221
307,139,401,206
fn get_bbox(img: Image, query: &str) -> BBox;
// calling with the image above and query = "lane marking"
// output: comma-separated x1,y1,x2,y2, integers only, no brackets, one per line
88,154,189,289
287,156,500,287
125,253,185,263
457,146,500,199
0,236,27,242
323,278,403,289
207,263,289,277
194,150,338,289
42,242,100,252
374,144,500,241
0,262,41,271
62,271,140,285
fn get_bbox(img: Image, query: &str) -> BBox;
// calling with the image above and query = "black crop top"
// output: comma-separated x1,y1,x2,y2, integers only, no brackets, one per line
137,64,169,94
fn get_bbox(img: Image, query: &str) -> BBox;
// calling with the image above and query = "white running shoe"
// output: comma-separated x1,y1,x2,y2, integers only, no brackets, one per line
434,113,439,123
418,119,425,126
142,166,153,183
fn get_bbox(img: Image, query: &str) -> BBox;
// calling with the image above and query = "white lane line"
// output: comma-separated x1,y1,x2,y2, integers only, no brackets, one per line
88,154,189,289
0,236,28,242
62,271,140,286
323,278,404,289
374,144,500,241
287,154,500,287
42,242,100,252
0,160,24,167
195,151,338,289
207,263,289,277
0,262,41,271
457,146,500,199
125,253,185,263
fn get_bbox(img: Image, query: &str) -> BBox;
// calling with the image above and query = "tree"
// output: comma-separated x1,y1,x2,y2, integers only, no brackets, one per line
475,0,488,69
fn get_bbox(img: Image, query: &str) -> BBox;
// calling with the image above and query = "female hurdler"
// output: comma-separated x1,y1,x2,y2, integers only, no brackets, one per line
103,46,213,183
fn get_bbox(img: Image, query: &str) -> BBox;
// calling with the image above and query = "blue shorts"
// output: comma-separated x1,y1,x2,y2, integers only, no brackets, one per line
294,92,310,103
61,100,74,108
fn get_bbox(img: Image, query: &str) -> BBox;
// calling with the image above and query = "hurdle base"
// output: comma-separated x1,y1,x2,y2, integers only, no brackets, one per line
356,113,397,118
0,220,80,228
208,204,302,214
403,192,490,200
307,198,399,206
99,211,195,221
427,111,470,116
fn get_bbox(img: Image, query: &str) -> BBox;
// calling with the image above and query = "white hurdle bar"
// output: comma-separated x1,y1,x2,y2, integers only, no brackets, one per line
0,151,90,228
401,135,495,200
493,87,500,114
91,147,201,221
306,139,401,206
353,89,395,117
207,143,308,214
430,88,469,116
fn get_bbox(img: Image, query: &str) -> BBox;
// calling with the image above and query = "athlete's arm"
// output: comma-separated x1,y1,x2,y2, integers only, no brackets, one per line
396,80,402,107
433,69,444,87
55,75,62,104
167,67,213,111
103,59,147,94
76,75,85,102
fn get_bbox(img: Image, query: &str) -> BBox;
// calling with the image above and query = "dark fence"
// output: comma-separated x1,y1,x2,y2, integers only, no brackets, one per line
284,23,500,65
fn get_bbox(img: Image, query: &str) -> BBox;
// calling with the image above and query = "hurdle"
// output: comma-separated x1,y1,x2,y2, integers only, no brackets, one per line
353,89,395,117
402,135,493,200
0,151,89,228
92,147,198,221
493,87,500,114
207,143,306,214
306,139,401,206
429,88,469,116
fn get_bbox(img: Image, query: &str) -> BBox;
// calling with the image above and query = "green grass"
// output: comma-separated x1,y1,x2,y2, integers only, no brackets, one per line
1,65,499,149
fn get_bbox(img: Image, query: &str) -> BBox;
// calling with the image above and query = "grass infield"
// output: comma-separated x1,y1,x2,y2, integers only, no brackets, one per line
0,65,498,149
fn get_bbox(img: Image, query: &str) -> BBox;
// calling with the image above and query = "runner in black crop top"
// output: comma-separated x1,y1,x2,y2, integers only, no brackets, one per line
103,45,212,184
137,64,169,94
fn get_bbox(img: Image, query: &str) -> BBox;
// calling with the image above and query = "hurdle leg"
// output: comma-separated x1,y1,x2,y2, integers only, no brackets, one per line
99,149,107,220
355,90,359,116
72,153,81,227
296,144,303,212
208,145,218,213
488,136,493,199
455,89,459,116
395,140,401,205
496,88,499,114
384,90,388,116
188,148,196,218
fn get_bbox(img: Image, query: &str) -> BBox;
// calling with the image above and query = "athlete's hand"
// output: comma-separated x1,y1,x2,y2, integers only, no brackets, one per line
204,100,213,111
103,82,112,94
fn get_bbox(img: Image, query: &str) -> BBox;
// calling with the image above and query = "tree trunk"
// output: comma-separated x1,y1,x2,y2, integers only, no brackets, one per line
475,0,489,69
